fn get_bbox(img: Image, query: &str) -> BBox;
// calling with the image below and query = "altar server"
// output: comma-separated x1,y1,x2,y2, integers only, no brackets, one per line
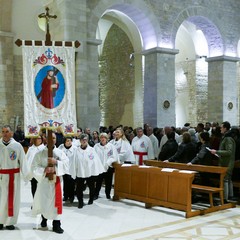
110,128,135,164
94,133,119,199
58,136,77,203
70,134,104,208
26,135,45,198
31,132,69,234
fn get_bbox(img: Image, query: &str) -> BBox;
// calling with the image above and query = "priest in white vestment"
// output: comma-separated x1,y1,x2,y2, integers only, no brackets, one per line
147,126,159,159
131,127,154,165
0,125,30,230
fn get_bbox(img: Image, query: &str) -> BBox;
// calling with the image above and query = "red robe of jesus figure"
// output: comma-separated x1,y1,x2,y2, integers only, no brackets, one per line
40,69,59,109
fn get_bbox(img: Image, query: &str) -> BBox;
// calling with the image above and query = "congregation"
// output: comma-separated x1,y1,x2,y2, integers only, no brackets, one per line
0,120,239,234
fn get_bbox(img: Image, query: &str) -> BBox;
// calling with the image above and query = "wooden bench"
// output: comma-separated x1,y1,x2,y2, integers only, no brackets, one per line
232,160,240,194
143,160,235,214
192,185,223,206
113,163,197,218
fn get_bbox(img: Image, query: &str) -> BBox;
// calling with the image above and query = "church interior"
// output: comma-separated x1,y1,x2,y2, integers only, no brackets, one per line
2,0,240,130
0,180,239,240
1,0,240,239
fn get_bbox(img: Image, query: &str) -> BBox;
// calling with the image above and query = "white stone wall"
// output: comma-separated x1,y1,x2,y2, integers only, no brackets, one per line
195,59,208,123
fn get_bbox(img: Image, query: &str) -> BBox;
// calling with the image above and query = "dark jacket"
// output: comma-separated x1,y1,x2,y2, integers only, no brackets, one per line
168,142,197,163
158,139,178,160
190,142,213,165
216,131,236,176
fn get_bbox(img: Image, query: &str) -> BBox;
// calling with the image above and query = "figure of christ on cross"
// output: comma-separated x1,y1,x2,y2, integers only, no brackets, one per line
38,7,57,42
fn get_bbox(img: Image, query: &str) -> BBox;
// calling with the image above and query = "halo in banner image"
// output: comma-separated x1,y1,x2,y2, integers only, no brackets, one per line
34,65,65,109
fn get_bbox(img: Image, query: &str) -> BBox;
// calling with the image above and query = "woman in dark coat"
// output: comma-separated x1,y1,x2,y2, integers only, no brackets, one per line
158,131,178,160
164,132,197,163
189,132,213,166
188,131,213,186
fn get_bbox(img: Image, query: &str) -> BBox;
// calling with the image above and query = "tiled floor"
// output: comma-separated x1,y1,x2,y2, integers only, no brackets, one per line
1,180,240,240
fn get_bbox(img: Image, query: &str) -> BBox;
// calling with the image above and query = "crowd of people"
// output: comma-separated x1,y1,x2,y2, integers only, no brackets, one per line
0,121,239,233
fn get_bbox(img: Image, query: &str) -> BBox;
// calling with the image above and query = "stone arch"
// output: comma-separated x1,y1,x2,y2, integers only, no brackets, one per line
89,0,161,51
171,6,224,57
88,1,162,127
175,20,209,127
174,10,226,126
98,25,135,127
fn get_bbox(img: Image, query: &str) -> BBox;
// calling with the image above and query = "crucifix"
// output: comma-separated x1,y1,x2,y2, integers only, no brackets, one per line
37,7,57,180
15,6,80,48
38,7,58,180
38,7,57,43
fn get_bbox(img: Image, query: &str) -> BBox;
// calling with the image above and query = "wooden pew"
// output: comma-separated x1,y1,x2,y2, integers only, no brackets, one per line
143,160,235,214
232,160,240,194
113,163,198,218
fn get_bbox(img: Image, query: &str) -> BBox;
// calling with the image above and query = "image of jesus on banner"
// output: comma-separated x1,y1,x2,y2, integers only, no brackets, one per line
35,65,65,109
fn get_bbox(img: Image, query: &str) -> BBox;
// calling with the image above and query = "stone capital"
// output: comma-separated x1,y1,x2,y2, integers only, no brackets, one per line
0,31,14,37
86,38,102,46
142,47,179,56
206,55,240,63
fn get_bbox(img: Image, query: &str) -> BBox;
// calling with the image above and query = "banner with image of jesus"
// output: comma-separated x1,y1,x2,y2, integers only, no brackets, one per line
22,45,77,137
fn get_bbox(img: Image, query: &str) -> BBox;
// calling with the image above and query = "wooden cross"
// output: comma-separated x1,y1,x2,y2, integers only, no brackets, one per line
38,8,56,180
16,6,80,48
38,7,57,43
46,129,54,180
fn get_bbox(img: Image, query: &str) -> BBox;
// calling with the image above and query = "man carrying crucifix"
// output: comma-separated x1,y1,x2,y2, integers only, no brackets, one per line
31,132,69,234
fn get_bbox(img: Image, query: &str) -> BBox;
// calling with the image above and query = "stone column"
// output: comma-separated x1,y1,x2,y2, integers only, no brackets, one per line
52,0,101,129
74,38,102,129
84,39,101,128
206,56,239,125
0,1,16,127
132,52,144,128
142,47,179,128
0,32,14,126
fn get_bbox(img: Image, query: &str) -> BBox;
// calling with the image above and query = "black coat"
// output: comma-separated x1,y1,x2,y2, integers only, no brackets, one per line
168,142,197,163
158,139,178,160
190,142,213,165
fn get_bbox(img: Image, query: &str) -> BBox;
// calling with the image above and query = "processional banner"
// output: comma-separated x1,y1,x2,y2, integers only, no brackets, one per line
22,44,77,137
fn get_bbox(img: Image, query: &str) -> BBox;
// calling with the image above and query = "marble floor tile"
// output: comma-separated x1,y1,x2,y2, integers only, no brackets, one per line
0,179,240,240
